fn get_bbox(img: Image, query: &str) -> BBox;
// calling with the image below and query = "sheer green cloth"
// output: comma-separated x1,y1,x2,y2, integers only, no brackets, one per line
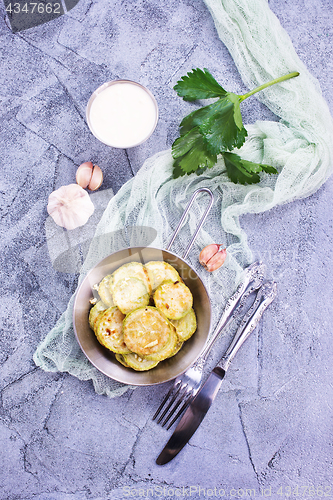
34,0,333,397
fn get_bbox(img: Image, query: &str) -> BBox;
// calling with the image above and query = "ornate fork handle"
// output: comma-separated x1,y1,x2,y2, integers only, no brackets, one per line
216,261,266,329
218,280,277,371
192,261,265,371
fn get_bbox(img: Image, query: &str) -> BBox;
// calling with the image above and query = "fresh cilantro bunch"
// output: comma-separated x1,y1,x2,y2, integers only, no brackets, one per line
172,68,299,184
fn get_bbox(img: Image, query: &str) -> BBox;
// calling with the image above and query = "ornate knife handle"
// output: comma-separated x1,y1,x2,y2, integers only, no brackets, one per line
196,261,266,366
217,261,266,328
217,280,277,371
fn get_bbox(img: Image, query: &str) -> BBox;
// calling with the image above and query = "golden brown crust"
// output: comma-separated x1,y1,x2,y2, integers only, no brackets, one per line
123,306,172,356
143,325,178,361
153,280,193,320
95,306,130,354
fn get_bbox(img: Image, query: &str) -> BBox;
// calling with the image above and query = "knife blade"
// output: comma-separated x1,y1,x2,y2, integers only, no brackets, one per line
156,367,225,465
156,280,277,465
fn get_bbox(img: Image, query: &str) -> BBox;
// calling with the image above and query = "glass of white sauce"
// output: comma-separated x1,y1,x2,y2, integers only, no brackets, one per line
86,80,159,149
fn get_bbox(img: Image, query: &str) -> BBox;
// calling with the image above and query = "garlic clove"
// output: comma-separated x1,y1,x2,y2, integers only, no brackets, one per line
76,162,93,188
47,184,94,230
199,244,220,266
88,164,103,191
76,162,103,191
199,244,227,272
204,247,227,272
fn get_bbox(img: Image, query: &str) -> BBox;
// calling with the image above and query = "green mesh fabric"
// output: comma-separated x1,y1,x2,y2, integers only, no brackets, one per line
34,0,333,397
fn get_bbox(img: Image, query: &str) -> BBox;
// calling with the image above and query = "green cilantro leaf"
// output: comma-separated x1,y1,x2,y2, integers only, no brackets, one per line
172,127,202,159
227,92,243,130
171,68,299,184
178,96,247,154
259,164,279,175
174,68,227,101
223,152,278,185
172,128,217,175
178,105,218,136
198,95,248,154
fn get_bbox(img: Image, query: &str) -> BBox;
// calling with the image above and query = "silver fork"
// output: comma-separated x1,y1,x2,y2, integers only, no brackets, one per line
152,260,266,428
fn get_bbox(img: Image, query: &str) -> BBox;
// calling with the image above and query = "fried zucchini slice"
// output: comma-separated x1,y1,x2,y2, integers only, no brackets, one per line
89,300,107,331
115,353,129,367
95,306,131,354
121,353,159,371
123,306,172,357
171,308,197,342
153,280,193,320
143,325,178,361
144,261,180,291
111,262,152,295
97,275,114,307
167,340,184,358
113,277,149,315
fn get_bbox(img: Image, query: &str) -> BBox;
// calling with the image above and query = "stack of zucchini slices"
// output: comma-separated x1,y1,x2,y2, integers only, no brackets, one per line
89,261,197,371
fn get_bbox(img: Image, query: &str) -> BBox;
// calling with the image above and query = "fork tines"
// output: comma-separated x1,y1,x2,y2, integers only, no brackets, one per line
153,381,194,428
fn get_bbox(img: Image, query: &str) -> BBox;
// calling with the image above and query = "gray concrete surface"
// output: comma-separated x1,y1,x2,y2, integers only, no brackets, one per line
1,0,333,499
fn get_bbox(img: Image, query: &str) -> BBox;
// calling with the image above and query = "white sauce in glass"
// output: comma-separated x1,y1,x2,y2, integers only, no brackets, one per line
87,81,158,148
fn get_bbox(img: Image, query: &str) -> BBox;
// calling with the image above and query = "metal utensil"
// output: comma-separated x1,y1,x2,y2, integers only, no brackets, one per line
152,260,266,428
156,280,277,465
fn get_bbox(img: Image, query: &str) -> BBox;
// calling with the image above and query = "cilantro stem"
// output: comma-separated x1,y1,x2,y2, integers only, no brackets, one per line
239,71,299,102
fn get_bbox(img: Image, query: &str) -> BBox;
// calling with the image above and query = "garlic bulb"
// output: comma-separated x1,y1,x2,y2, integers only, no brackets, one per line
47,184,95,230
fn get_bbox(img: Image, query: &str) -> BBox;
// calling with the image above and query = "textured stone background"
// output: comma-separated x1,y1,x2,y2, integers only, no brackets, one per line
1,0,333,499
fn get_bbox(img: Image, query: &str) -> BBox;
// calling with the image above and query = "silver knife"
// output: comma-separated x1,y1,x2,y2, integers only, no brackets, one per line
156,280,277,465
